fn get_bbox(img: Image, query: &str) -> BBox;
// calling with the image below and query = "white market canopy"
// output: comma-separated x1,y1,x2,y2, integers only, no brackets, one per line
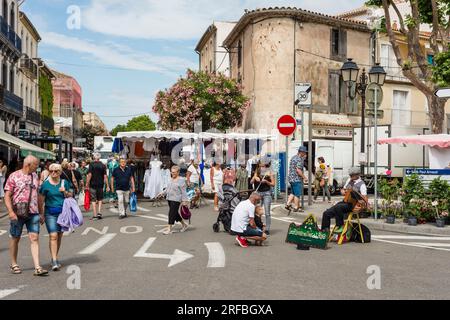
117,131,199,141
378,134,450,148
199,132,277,141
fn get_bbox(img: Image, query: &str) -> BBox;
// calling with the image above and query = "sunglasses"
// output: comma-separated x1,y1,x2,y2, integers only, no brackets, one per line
50,170,61,173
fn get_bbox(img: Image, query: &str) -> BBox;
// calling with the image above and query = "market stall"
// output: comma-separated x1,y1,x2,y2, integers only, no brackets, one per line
378,134,450,169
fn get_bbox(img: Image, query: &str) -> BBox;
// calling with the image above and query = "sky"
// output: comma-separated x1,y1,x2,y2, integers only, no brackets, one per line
21,0,366,131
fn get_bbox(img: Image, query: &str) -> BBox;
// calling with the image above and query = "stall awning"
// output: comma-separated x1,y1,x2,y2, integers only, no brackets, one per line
0,131,55,160
117,131,199,141
378,134,450,148
199,132,277,141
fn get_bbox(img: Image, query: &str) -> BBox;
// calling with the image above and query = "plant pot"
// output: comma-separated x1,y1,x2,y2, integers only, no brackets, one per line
408,217,418,226
386,215,396,225
436,218,446,228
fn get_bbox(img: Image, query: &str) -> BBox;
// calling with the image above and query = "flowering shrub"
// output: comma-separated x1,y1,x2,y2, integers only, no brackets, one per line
428,177,450,221
153,70,251,131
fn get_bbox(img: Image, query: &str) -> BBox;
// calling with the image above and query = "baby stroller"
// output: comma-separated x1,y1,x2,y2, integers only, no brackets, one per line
213,184,243,233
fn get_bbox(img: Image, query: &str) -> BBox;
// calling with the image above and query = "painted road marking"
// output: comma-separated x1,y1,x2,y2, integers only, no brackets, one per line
136,215,167,222
372,235,450,241
137,206,151,212
109,206,151,214
78,233,117,255
82,227,109,236
409,243,450,247
157,214,168,219
0,230,6,237
204,243,226,268
134,237,194,267
0,286,25,299
372,239,450,252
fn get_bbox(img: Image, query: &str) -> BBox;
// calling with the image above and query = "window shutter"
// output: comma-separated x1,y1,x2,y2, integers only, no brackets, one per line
339,77,347,114
339,29,347,59
328,70,340,114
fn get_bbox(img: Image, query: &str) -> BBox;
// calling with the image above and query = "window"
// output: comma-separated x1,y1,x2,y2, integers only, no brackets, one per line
10,5,14,31
237,40,242,68
2,63,7,89
328,70,357,115
330,28,347,61
2,0,7,20
9,66,13,92
392,90,410,126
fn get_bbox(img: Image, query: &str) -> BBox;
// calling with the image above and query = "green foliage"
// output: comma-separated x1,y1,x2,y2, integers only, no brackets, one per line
153,69,251,131
400,174,426,218
110,115,156,137
432,47,450,87
82,124,107,151
379,178,403,217
39,74,53,118
428,177,450,219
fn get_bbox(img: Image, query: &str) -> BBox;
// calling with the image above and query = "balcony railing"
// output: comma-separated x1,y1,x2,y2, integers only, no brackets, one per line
0,16,22,52
1,88,24,117
20,56,38,79
26,107,41,124
41,116,55,131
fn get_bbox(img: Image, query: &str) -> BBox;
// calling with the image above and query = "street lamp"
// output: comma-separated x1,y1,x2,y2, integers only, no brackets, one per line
341,59,386,175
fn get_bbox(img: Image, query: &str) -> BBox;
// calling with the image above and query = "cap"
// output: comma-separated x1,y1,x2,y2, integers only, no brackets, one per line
298,146,308,153
349,167,361,176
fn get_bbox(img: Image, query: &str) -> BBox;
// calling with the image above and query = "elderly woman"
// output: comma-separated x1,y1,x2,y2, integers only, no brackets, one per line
38,164,73,271
160,166,190,235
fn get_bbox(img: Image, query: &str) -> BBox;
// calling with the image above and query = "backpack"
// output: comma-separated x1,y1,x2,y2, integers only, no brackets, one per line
351,224,371,243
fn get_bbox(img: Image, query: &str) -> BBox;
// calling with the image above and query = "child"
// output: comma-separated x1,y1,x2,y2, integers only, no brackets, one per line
254,206,266,246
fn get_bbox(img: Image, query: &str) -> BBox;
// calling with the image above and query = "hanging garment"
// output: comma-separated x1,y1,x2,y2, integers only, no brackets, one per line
161,168,171,191
144,139,156,152
235,167,248,192
112,138,124,154
145,160,163,199
135,142,145,157
143,169,152,198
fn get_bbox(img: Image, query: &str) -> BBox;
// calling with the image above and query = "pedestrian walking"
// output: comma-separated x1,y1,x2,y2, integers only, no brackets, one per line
286,147,308,213
159,166,190,235
4,155,48,276
186,160,201,209
210,162,223,211
0,159,7,202
70,162,84,194
223,165,236,186
61,161,79,194
39,160,52,184
111,158,135,220
38,163,73,271
314,157,332,203
77,160,89,186
86,153,109,220
251,158,275,235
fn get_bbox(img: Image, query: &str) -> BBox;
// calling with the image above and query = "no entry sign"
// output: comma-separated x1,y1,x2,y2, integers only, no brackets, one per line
277,115,297,136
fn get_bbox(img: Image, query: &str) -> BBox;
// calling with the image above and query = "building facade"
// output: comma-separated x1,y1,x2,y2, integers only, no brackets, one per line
222,8,372,147
52,69,83,145
83,112,109,135
18,11,40,135
195,21,236,76
0,0,23,135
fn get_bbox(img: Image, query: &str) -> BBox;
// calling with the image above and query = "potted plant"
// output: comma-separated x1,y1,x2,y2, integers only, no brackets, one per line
428,177,450,228
401,174,425,226
407,198,420,226
379,178,400,224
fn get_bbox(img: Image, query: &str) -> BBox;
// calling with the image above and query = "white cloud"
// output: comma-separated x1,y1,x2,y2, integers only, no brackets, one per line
82,0,365,40
41,31,196,75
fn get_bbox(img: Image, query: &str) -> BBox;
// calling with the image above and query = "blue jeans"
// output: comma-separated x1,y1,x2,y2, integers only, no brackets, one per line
243,225,263,237
258,191,272,232
10,214,40,238
291,181,303,198
45,213,62,234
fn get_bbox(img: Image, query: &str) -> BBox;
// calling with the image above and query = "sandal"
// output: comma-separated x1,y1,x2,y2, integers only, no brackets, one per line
285,204,293,211
34,267,49,277
10,265,22,275
293,208,305,213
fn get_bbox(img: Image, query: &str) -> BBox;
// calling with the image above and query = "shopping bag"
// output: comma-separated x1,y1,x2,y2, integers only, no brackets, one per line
129,192,137,214
84,189,91,212
78,191,85,207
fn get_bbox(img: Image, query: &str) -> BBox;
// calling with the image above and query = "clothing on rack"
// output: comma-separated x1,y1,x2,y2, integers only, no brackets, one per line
144,160,163,199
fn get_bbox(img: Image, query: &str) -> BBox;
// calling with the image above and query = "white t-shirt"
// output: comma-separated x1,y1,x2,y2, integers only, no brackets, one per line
188,165,200,184
231,199,255,233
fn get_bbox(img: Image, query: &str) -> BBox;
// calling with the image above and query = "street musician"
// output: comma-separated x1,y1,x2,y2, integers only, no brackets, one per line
320,167,368,234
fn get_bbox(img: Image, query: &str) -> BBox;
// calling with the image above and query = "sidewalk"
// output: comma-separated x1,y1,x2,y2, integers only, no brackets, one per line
272,197,450,236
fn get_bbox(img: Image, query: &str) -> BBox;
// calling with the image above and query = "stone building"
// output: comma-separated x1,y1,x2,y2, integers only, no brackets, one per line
83,112,109,135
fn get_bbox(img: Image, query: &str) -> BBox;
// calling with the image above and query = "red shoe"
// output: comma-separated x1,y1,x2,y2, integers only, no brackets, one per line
236,236,249,248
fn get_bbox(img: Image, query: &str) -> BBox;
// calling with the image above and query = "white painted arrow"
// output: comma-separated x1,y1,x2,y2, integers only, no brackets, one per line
0,230,7,237
134,237,194,267
435,87,450,99
0,286,26,299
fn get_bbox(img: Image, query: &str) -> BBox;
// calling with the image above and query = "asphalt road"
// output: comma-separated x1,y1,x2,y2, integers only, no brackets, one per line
0,200,449,300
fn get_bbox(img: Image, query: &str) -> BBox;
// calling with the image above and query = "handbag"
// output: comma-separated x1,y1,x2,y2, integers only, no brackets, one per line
129,192,137,214
84,188,91,211
179,205,192,222
13,174,34,220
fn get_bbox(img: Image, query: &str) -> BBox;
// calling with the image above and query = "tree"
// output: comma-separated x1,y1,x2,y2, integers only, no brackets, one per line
366,0,450,133
82,124,107,151
153,69,251,131
110,115,156,136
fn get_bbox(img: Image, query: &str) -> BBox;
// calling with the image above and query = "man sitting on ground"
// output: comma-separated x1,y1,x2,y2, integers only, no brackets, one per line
231,193,267,248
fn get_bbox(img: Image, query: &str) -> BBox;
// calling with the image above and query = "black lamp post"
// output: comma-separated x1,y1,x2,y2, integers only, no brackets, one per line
341,59,386,175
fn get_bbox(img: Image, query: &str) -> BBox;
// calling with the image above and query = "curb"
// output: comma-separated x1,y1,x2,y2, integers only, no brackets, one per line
273,206,450,237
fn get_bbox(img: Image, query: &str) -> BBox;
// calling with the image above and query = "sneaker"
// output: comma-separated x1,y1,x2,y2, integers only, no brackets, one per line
91,216,99,221
119,215,126,220
236,236,249,248
163,229,173,235
56,260,62,269
97,214,103,220
51,260,60,272
180,224,189,233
